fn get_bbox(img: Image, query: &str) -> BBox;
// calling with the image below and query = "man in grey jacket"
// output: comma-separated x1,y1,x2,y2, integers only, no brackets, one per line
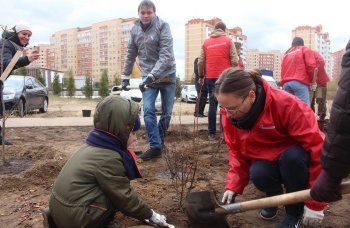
121,0,176,161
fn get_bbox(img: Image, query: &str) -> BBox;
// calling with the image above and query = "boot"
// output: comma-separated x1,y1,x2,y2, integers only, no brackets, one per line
0,136,12,145
139,148,161,161
42,208,58,228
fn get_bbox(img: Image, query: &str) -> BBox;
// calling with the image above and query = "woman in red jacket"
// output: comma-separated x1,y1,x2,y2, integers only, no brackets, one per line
216,68,327,228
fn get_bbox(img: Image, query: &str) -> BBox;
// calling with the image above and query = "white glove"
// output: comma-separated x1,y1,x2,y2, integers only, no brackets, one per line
302,206,324,227
148,209,175,228
221,190,236,204
310,83,317,92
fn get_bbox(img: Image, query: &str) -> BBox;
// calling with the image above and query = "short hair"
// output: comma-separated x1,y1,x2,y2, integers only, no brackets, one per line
214,22,226,31
138,0,156,12
292,37,304,47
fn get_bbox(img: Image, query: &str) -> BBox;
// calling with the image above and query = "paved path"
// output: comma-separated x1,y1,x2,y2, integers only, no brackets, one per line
5,115,209,128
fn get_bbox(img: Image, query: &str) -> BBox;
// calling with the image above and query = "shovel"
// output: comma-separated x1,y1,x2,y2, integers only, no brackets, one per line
185,181,350,226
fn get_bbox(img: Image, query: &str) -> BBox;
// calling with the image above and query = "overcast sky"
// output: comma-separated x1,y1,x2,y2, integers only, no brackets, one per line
1,0,348,78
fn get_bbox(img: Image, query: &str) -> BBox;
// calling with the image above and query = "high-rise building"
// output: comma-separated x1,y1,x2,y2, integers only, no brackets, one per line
246,49,283,82
331,48,346,80
292,25,331,76
48,18,139,84
185,18,247,82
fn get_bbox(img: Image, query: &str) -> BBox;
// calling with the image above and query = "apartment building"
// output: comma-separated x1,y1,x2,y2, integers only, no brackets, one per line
185,17,247,82
292,25,331,76
331,48,346,80
28,44,50,69
246,49,283,82
48,18,139,84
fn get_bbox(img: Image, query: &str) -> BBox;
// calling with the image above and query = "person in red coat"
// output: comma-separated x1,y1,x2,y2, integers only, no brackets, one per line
216,68,327,228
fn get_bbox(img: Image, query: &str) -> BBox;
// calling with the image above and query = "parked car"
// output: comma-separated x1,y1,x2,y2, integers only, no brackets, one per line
260,69,279,88
111,78,161,112
3,75,49,117
181,85,197,103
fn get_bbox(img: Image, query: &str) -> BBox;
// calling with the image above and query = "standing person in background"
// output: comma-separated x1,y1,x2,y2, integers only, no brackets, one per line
234,42,245,70
193,57,207,117
310,40,350,204
198,21,238,140
281,37,317,105
121,0,176,161
217,68,327,228
0,24,40,145
310,50,330,131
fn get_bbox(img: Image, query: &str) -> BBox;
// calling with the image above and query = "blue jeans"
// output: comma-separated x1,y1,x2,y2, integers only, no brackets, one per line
250,145,309,217
206,78,219,135
283,80,310,105
142,73,176,150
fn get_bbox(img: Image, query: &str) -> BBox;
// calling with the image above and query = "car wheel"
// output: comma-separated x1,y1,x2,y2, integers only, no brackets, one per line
17,99,25,117
39,98,48,113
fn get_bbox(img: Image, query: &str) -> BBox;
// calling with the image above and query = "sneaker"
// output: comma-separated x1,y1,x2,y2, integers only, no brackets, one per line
139,148,161,161
276,214,302,228
208,134,216,141
260,207,278,220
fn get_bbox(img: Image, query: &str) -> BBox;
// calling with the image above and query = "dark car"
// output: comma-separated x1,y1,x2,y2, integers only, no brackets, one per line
3,75,49,117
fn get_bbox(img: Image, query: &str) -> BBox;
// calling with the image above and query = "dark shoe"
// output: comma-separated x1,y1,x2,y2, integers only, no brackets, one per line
208,134,216,141
276,214,302,228
42,208,58,228
0,139,12,145
139,148,161,161
194,113,207,117
260,207,278,220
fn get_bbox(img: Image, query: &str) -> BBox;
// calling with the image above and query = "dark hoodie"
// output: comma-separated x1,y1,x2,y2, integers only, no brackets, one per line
0,27,30,73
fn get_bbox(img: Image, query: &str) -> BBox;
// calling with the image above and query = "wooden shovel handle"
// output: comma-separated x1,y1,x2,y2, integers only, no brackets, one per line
216,181,350,215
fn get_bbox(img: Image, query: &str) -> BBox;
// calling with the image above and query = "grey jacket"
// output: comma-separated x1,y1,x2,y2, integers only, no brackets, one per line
123,16,176,78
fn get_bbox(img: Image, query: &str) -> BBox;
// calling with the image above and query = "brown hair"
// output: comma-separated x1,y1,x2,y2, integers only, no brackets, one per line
138,0,156,12
215,68,263,97
214,22,226,31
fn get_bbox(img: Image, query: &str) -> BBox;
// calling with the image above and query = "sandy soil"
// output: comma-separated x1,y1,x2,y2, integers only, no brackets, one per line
0,96,348,228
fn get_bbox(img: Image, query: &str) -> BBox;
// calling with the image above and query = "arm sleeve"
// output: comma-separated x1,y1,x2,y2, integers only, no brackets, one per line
150,23,174,77
303,48,317,81
122,31,138,76
230,42,239,67
95,158,152,220
1,45,29,72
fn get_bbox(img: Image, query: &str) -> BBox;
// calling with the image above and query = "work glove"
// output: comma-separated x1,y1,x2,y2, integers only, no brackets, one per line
302,206,324,227
139,73,156,92
147,210,175,228
310,83,317,92
310,171,342,203
221,190,237,204
121,75,130,91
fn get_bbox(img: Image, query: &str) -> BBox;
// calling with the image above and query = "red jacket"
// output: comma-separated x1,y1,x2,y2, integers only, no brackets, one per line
222,80,327,210
238,57,245,70
281,46,317,86
203,35,232,78
314,51,330,86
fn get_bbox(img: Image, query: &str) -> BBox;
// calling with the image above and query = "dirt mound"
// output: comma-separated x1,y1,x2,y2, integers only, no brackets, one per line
0,145,67,191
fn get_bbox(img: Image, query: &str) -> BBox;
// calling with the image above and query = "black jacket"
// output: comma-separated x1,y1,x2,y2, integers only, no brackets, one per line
194,57,207,91
0,28,30,73
321,40,350,179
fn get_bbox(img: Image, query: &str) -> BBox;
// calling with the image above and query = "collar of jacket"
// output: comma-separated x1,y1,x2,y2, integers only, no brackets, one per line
210,29,226,37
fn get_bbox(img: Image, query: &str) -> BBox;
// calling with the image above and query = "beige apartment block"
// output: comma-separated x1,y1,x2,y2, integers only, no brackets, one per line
331,48,345,80
185,18,247,82
48,17,140,85
292,25,331,77
246,49,283,82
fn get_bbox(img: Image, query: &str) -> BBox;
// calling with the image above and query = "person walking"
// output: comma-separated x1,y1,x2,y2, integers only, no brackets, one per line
310,40,350,204
217,68,327,227
193,57,207,117
0,24,39,145
47,96,174,228
281,37,317,105
198,21,238,140
310,50,330,130
121,0,176,161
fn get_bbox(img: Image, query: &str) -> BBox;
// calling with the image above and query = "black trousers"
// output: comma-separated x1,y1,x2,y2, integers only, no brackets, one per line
195,89,208,115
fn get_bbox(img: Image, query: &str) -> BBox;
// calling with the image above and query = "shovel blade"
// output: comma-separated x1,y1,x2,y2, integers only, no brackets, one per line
185,191,231,228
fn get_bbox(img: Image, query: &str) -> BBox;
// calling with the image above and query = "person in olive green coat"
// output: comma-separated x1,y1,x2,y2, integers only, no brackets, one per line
49,96,174,228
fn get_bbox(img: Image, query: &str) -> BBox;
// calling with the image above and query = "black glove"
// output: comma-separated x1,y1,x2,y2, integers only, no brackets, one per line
121,75,130,91
139,74,156,92
310,171,342,203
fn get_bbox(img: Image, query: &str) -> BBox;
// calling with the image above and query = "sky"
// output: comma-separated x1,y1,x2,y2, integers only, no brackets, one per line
1,0,348,78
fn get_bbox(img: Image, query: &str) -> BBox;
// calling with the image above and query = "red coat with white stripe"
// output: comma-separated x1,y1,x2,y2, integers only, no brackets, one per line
222,80,327,210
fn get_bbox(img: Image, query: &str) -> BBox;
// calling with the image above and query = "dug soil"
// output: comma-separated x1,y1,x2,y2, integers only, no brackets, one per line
0,124,349,228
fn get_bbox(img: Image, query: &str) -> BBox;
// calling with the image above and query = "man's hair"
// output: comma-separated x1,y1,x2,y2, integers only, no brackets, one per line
138,0,156,12
292,37,304,47
214,22,226,31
